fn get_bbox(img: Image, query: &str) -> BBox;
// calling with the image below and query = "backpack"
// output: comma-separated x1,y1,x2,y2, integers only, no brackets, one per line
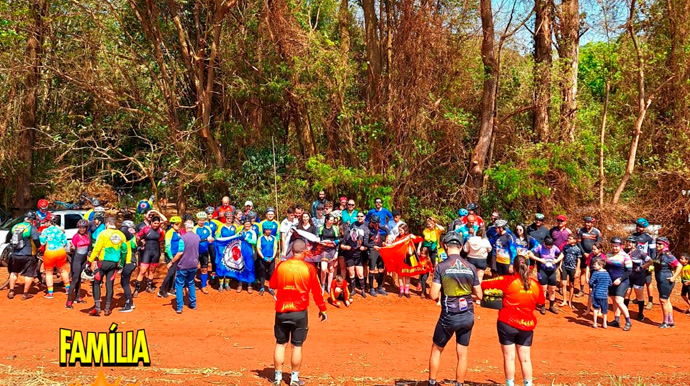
10,225,27,251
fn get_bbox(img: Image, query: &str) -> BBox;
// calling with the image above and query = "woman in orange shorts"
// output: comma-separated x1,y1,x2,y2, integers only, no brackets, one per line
39,215,70,299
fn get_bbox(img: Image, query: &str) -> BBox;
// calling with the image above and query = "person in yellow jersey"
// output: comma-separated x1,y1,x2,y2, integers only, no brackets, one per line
88,217,131,317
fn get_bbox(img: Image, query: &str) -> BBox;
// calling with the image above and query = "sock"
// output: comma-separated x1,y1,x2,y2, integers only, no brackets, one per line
290,371,299,384
400,287,404,294
638,302,644,315
201,273,208,288
274,370,282,382
648,296,653,303
524,380,533,386
506,379,515,386
48,286,54,295
65,284,70,293
580,284,584,292
615,316,620,323
404,284,409,294
376,272,385,288
624,299,630,307
135,280,141,290
625,317,631,324
368,274,375,290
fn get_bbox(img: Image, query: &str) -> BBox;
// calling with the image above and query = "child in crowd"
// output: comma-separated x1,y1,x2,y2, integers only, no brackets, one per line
680,253,690,315
589,257,612,328
257,226,277,297
560,234,583,309
329,275,351,307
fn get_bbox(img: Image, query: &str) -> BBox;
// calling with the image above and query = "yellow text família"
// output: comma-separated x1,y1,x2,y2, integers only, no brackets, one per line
59,323,151,367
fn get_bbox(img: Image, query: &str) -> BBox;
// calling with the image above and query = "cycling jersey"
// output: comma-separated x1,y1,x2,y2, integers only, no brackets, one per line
632,231,656,260
258,235,277,260
89,228,131,264
319,225,340,243
626,248,650,270
217,224,238,238
194,225,213,254
550,226,572,250
458,224,479,241
10,222,39,256
36,209,51,222
526,223,549,245
495,232,518,265
269,256,327,313
165,229,183,260
531,244,560,270
577,227,602,254
205,219,222,237
481,274,544,331
137,226,165,252
515,236,539,257
561,244,583,271
39,225,66,251
605,251,632,282
72,232,91,254
433,254,479,314
653,252,679,276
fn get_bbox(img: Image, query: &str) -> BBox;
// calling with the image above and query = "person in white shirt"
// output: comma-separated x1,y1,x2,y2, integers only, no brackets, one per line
280,206,298,257
463,227,492,283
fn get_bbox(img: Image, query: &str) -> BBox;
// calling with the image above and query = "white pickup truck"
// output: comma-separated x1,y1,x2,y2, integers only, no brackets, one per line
0,210,87,265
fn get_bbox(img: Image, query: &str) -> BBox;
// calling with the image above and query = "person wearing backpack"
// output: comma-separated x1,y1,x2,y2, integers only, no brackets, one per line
7,212,41,300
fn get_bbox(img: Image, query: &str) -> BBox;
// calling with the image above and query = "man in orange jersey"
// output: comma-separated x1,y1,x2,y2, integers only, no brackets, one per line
269,239,327,386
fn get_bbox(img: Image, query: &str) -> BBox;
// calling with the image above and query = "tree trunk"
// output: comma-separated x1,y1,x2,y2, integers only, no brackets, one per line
15,0,47,211
533,0,552,143
612,0,652,205
665,0,690,124
469,0,497,189
599,79,610,209
362,0,381,101
557,0,579,142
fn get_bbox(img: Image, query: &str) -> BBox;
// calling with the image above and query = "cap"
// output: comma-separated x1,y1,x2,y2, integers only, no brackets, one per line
169,216,182,224
610,236,623,245
244,201,253,207
535,213,545,221
556,214,567,221
266,207,275,214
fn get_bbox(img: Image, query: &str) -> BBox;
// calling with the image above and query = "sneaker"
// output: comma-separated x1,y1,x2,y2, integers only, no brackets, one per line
201,287,209,294
260,288,265,296
623,322,632,331
404,293,411,299
273,380,281,386
65,301,73,309
104,309,112,316
668,323,676,328
146,286,156,294
548,306,558,314
609,320,620,328
7,290,14,299
133,289,140,298
575,291,584,298
21,294,32,301
119,303,133,313
659,323,669,329
224,284,230,290
89,309,101,317
646,302,653,310
157,291,168,298
268,288,276,297
398,293,403,298
539,306,546,315
377,287,388,296
369,289,377,297
361,290,367,299
74,297,86,304
247,286,253,294
44,293,54,299
637,313,645,321
176,309,182,315
167,290,176,296
218,286,224,293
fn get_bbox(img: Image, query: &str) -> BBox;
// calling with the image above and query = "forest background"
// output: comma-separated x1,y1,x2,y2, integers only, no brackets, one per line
2,0,690,248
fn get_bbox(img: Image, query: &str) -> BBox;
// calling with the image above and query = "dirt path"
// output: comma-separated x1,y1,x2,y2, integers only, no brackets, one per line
1,268,689,386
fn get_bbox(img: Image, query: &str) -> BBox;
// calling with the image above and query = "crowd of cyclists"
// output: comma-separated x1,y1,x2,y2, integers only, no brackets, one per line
4,193,690,327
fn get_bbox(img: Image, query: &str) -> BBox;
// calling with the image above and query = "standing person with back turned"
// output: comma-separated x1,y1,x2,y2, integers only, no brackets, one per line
269,239,327,386
427,232,482,386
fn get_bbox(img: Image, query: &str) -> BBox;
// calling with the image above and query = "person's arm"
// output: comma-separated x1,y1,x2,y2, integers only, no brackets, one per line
430,282,442,302
329,280,338,303
169,251,184,266
588,273,596,288
617,256,633,283
257,237,265,260
309,265,328,319
121,236,132,265
88,233,104,264
576,230,584,253
648,237,657,260
670,259,682,282
641,254,653,270
595,229,602,243
554,248,564,264
272,237,278,260
244,230,257,245
472,284,483,300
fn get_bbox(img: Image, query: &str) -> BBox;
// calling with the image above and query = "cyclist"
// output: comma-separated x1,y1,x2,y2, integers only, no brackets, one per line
204,206,221,281
448,208,468,234
528,236,562,314
214,196,236,223
36,199,51,222
363,214,388,297
526,213,549,246
67,219,91,308
494,219,517,275
654,237,682,328
514,224,539,269
464,203,485,228
632,218,656,311
606,237,633,331
341,212,367,298
318,214,340,294
159,216,183,299
119,220,138,312
217,211,240,292
260,208,280,237
134,215,165,296
341,199,358,226
194,212,214,294
576,216,601,297
550,215,572,250
7,213,40,300
624,235,651,321
39,214,70,300
88,217,130,316
365,198,393,234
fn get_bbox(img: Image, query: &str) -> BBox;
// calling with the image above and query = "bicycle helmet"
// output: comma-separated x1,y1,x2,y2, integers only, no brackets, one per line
610,236,623,245
81,268,95,281
196,212,208,220
224,211,234,219
37,199,49,210
77,219,89,228
656,237,670,246
137,199,152,214
495,219,508,228
625,235,637,243
246,211,257,220
266,207,275,214
182,213,193,222
583,216,594,223
535,213,545,221
169,216,182,224
458,208,468,217
467,203,478,211
121,220,135,228
92,199,101,206
24,211,36,221
370,214,381,224
205,206,215,215
94,212,105,221
94,206,105,213
442,232,463,246
635,218,649,228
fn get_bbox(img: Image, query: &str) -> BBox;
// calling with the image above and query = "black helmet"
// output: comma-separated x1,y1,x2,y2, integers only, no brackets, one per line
656,237,670,246
625,235,637,243
467,203,478,211
610,236,623,245
24,211,36,221
442,232,463,246
182,213,194,222
370,214,381,224
584,216,594,223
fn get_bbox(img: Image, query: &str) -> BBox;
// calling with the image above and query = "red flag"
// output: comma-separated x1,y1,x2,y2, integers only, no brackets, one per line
380,236,432,277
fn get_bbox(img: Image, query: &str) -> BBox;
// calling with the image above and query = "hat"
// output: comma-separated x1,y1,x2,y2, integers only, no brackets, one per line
266,207,275,214
535,213,545,221
556,215,567,221
491,211,500,218
244,201,253,207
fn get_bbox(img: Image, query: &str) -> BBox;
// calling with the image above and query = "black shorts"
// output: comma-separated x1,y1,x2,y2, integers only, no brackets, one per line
561,268,576,282
608,280,629,297
656,273,675,300
681,284,690,297
497,320,533,346
8,254,37,277
538,268,558,286
367,249,385,271
432,311,474,348
274,310,308,346
344,250,362,267
579,258,589,270
141,248,161,265
199,251,209,268
630,270,647,289
496,262,511,276
468,258,487,270
592,296,609,314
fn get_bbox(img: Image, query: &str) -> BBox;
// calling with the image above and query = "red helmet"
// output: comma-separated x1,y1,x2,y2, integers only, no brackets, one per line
37,199,49,210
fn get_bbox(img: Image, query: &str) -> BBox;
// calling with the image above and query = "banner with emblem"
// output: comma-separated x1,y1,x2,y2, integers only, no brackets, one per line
214,234,255,283
379,236,431,277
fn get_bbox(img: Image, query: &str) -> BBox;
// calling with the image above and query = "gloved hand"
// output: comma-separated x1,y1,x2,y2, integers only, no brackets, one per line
319,311,328,322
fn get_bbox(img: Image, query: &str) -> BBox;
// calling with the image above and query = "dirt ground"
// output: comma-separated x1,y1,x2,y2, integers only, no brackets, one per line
0,267,689,386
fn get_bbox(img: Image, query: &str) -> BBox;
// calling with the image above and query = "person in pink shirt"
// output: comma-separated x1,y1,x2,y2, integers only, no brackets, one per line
66,219,91,308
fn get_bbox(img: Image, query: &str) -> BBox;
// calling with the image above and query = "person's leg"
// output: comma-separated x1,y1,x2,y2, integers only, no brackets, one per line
593,308,599,327
516,345,533,385
320,261,328,292
290,345,303,373
560,278,568,306
455,343,469,384
420,273,429,297
634,287,645,320
9,272,18,292
274,343,287,383
477,269,485,283
660,298,670,325
174,268,185,312
92,276,102,313
45,268,54,297
104,264,117,313
68,253,84,302
501,344,516,386
428,344,444,384
327,261,335,292
135,264,148,296
347,266,356,292
59,263,71,295
200,253,209,293
186,269,197,308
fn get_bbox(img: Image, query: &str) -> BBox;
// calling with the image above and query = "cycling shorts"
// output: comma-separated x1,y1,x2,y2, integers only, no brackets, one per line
43,249,68,271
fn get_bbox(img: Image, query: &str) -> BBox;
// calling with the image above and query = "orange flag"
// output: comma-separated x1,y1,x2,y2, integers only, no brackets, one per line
379,236,432,277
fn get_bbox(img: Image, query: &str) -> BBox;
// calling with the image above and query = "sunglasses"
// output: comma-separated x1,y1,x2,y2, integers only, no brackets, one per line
357,215,365,218
557,219,564,222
